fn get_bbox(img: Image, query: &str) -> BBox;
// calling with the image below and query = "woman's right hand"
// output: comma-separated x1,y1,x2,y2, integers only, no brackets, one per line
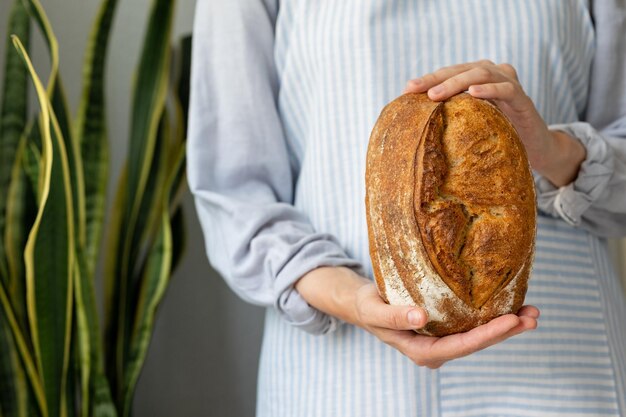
353,282,539,369
296,267,539,369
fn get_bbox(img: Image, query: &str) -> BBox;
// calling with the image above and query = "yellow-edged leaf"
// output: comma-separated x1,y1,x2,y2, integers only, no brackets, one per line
104,0,175,404
13,36,74,417
0,0,30,285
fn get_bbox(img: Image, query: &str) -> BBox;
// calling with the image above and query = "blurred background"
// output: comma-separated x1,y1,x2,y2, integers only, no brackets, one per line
0,1,264,416
0,1,624,416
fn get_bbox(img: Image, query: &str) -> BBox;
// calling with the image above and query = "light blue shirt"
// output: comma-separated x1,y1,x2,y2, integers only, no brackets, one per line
188,1,626,415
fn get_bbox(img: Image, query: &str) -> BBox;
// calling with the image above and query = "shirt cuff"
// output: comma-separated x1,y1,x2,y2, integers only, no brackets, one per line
535,122,614,226
274,235,364,335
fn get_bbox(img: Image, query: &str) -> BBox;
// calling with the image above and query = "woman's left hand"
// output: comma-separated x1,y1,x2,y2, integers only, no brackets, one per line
404,60,586,187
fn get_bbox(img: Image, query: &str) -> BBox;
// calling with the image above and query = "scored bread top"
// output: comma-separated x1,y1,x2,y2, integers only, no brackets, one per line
414,93,536,309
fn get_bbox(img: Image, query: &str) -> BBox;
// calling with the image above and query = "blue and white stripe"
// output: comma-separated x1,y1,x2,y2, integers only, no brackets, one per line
255,0,625,416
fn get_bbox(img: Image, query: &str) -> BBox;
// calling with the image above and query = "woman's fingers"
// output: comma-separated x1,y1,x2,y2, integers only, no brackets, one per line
404,61,523,103
476,315,538,348
517,305,540,319
419,314,522,360
355,283,428,330
496,63,519,80
376,312,535,369
356,281,539,369
469,81,517,100
427,66,511,101
468,81,530,111
405,60,497,93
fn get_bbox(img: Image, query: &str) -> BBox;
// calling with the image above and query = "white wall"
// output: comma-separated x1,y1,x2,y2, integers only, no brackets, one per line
0,1,264,416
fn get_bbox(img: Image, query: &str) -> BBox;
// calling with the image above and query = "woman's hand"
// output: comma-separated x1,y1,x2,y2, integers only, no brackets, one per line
404,60,586,187
296,267,539,369
353,284,538,369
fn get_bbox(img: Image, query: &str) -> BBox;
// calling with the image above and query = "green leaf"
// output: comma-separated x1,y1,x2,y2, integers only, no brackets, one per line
21,0,84,249
91,374,117,417
19,0,58,94
164,143,185,274
26,118,43,152
166,142,185,207
13,36,75,417
51,81,85,247
0,309,19,416
167,34,191,209
119,109,186,415
0,281,46,416
120,209,172,417
22,140,42,203
74,247,116,417
72,254,91,417
103,166,126,400
4,136,37,332
117,108,170,409
163,35,191,268
76,0,118,276
0,0,30,285
135,113,168,262
49,81,73,152
125,0,174,205
107,111,167,405
0,308,29,417
160,35,190,278
105,0,175,404
65,328,77,417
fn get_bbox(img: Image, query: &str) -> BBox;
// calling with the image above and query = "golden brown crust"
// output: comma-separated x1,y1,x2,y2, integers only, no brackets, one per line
365,93,536,336
366,94,440,306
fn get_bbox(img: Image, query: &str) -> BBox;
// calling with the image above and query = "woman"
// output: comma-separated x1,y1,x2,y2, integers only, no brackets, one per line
187,1,626,415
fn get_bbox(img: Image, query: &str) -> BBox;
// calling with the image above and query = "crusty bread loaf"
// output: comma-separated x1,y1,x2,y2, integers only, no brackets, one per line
365,92,536,336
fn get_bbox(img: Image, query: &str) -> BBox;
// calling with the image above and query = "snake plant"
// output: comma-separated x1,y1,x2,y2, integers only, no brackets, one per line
0,0,189,416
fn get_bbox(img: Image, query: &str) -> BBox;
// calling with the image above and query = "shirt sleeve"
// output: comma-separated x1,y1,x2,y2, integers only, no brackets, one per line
187,0,363,334
536,0,626,237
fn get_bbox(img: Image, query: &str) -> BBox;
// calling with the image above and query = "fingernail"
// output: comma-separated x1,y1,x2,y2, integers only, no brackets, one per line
429,85,444,95
410,78,423,87
470,85,483,93
408,309,424,326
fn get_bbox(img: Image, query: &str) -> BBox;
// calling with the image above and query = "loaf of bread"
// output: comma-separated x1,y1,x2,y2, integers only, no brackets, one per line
365,93,536,336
